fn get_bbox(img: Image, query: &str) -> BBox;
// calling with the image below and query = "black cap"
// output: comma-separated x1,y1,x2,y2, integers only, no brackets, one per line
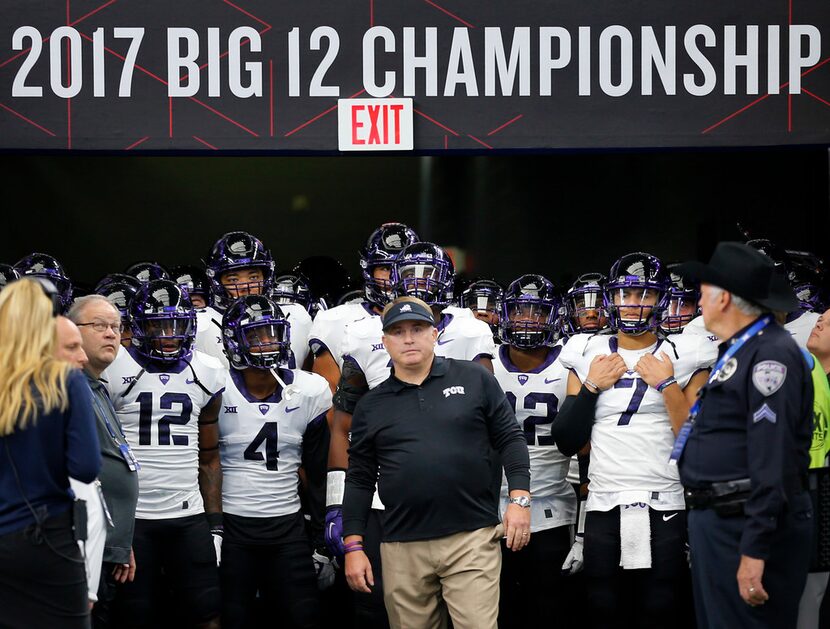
382,300,435,331
677,241,799,312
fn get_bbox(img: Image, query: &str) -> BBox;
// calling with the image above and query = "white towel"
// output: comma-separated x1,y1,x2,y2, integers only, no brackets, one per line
619,503,652,569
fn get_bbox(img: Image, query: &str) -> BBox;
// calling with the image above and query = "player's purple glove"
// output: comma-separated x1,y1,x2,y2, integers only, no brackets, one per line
325,507,345,559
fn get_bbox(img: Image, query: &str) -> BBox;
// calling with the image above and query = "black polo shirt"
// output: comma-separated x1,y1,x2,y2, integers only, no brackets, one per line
678,318,813,560
342,356,530,543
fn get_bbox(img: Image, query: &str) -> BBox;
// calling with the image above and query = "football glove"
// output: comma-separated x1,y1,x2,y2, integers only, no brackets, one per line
313,548,336,590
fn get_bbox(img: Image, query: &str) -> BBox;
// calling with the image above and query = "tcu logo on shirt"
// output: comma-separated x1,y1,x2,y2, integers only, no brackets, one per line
443,386,465,398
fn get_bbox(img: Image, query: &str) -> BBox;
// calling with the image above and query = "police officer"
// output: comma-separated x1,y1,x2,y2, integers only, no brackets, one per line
674,241,814,628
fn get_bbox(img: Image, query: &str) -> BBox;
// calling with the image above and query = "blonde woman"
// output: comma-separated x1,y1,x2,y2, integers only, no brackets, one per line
0,278,101,628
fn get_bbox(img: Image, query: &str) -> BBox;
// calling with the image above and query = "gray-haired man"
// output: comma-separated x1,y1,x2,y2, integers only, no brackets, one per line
68,295,140,627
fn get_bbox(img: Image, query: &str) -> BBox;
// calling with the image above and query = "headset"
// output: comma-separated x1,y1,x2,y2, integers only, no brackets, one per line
31,277,62,317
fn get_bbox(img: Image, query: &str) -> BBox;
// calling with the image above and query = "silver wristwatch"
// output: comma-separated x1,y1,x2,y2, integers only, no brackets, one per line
508,496,531,508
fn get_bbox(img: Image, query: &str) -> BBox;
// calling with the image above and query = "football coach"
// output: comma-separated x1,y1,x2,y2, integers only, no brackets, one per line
674,242,814,628
342,296,531,629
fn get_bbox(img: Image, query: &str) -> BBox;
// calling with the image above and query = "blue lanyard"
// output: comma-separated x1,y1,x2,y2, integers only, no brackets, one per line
669,314,772,464
91,388,124,443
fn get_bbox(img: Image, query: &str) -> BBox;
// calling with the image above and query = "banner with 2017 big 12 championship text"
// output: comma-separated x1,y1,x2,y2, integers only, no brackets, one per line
0,0,828,153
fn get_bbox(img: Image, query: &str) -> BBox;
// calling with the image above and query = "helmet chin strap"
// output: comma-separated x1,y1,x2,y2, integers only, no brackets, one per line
269,367,297,401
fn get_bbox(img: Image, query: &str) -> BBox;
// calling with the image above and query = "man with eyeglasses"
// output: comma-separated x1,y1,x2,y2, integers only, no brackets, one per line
68,295,140,629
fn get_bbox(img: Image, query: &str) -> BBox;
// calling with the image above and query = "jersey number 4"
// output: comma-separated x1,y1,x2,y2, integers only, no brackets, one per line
137,392,192,446
244,422,280,470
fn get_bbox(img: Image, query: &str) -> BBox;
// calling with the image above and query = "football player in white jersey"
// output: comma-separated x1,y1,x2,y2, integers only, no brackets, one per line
102,279,225,629
553,252,716,629
170,264,212,311
458,277,503,342
197,230,312,370
217,295,333,629
660,264,701,335
562,273,609,338
316,223,418,629
493,275,576,628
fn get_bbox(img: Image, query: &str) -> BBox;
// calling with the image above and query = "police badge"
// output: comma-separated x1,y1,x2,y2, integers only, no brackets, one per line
751,360,787,396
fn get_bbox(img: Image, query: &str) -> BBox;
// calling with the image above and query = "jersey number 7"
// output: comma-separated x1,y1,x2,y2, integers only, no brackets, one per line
613,378,648,426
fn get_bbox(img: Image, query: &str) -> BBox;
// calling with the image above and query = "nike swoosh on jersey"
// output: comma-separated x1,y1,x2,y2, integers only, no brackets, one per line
544,377,560,384
662,513,678,522
436,338,455,345
285,406,301,413
186,379,196,384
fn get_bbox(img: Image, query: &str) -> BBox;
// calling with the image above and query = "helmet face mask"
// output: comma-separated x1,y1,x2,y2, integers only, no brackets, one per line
270,274,312,312
169,265,211,310
138,316,195,359
130,280,196,362
564,273,608,335
392,242,454,306
604,253,669,335
460,279,503,333
222,295,291,370
206,231,275,310
661,266,700,333
500,274,560,349
360,222,419,307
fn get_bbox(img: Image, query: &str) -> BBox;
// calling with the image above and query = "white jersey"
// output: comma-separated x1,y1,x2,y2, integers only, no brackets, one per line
308,302,378,369
493,343,576,532
195,303,312,369
681,315,720,348
341,305,496,388
559,333,717,512
683,311,818,350
786,310,820,348
103,346,225,519
219,369,332,518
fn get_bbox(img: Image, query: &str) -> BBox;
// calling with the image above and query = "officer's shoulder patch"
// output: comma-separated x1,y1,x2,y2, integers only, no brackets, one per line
752,360,787,396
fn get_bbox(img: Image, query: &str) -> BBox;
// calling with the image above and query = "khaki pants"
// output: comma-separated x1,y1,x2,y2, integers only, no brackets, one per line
380,524,503,629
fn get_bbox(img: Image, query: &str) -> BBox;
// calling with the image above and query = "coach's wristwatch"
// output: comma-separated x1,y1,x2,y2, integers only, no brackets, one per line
508,496,531,508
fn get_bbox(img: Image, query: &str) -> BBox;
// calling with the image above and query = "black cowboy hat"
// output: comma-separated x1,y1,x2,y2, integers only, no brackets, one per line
677,241,799,313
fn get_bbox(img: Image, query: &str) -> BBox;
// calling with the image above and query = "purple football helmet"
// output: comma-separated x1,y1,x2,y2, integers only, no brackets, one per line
500,274,561,349
222,294,291,370
130,279,196,362
125,261,170,284
14,252,73,312
391,242,455,306
205,231,275,310
0,264,20,292
604,252,669,335
784,250,826,313
96,277,141,328
460,278,503,337
169,264,212,309
660,263,701,334
270,273,312,313
359,222,420,307
563,273,608,336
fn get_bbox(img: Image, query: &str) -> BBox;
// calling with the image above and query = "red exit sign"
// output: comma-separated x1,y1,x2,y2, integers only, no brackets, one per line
338,98,413,151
